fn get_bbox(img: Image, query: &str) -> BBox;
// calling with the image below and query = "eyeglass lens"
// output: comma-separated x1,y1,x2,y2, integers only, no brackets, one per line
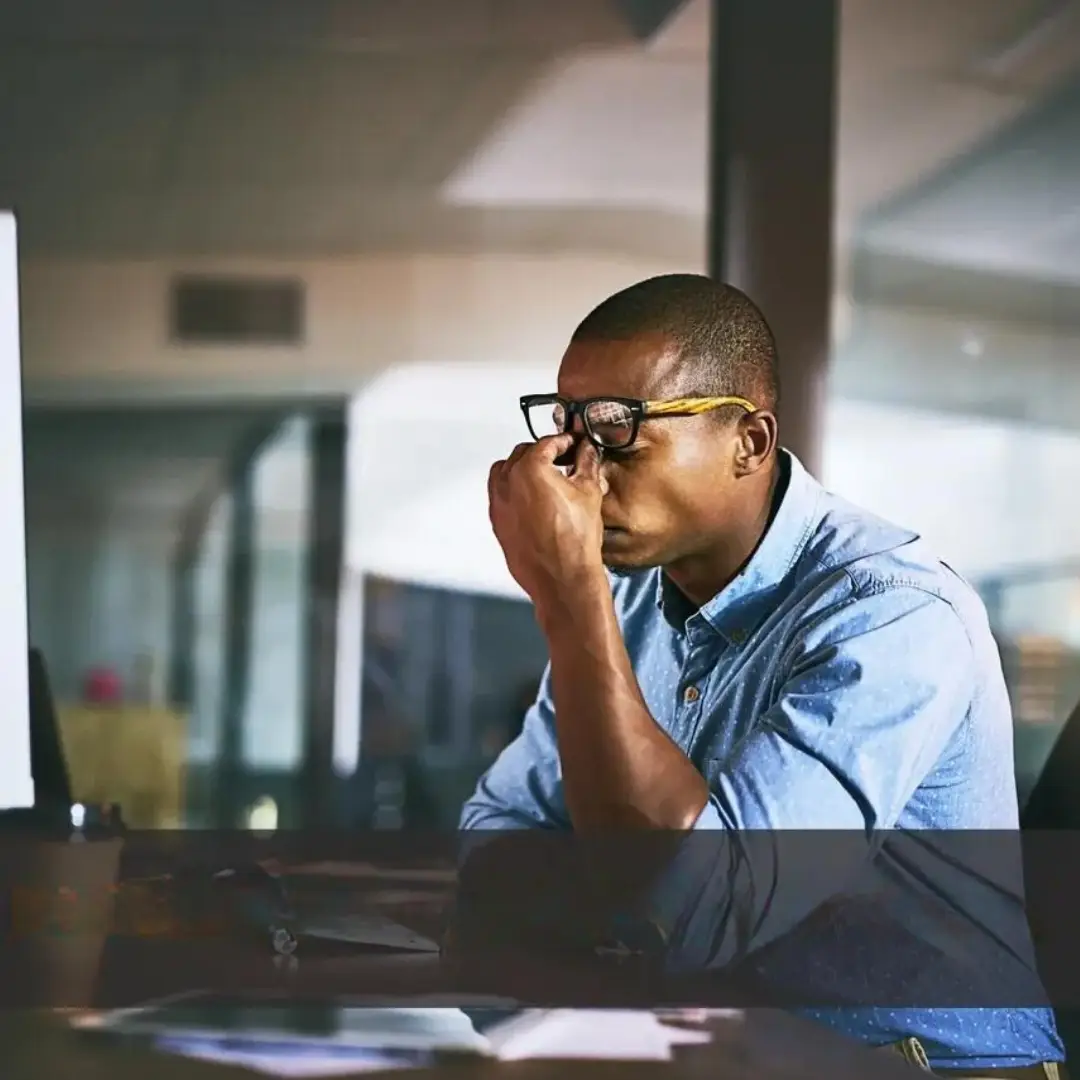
525,399,635,448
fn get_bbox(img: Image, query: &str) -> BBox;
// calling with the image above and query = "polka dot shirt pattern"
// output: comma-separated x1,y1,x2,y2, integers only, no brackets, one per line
461,451,1063,1070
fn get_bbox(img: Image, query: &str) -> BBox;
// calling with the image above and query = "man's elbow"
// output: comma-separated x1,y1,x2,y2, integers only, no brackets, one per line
675,792,712,832
459,799,534,831
458,799,487,831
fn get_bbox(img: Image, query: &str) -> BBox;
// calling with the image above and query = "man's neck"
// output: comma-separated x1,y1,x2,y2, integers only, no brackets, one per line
664,459,785,609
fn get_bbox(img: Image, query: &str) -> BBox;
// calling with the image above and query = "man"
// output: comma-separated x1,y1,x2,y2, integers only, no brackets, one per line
460,274,1065,1076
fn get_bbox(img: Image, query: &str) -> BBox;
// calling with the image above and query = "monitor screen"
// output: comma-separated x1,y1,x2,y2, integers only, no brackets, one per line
0,211,33,810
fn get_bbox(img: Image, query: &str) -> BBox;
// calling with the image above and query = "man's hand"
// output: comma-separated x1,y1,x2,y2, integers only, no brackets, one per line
488,433,709,832
488,434,606,601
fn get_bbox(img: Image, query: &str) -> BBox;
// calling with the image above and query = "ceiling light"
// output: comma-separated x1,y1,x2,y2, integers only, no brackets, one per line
961,333,984,358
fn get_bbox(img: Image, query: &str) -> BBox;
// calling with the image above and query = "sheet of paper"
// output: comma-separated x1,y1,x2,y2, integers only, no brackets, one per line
494,1009,716,1062
134,1004,734,1072
157,1036,431,1077
656,1008,746,1025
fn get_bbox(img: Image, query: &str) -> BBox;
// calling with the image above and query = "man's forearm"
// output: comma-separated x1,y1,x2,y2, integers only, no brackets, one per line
533,570,708,831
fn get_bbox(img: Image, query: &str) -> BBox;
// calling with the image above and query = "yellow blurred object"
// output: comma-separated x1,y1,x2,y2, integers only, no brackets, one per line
56,705,188,828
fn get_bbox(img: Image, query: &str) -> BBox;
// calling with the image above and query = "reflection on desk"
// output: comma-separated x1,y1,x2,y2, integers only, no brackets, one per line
75,998,719,1064
0,849,926,1077
2,1005,925,1080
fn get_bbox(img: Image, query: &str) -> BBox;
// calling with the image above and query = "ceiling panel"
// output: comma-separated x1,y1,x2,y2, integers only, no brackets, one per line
647,0,707,55
0,0,1074,282
615,0,693,42
840,0,1054,80
13,197,704,263
857,76,1080,282
0,0,628,51
180,53,390,187
445,53,708,213
0,46,187,189
173,52,511,187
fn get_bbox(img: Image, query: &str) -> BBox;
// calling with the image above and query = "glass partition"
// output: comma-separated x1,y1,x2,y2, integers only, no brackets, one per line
238,416,313,827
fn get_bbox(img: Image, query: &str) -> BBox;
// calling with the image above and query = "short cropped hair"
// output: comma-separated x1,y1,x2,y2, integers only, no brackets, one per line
570,273,779,411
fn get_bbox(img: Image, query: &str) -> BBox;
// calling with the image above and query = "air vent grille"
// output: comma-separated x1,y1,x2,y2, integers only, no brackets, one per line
171,276,304,345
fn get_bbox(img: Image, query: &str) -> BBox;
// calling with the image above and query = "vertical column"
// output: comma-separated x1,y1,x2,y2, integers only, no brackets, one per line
300,408,348,829
707,0,838,477
216,464,255,828
212,418,282,828
168,491,219,711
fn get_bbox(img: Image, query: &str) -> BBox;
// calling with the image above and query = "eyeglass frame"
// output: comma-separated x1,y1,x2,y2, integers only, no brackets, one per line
519,393,759,453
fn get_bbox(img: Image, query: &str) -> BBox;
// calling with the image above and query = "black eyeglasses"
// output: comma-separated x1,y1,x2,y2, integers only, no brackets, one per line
520,394,758,452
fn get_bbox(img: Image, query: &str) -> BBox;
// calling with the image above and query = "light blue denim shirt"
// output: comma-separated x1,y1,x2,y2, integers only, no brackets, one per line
460,450,1062,1069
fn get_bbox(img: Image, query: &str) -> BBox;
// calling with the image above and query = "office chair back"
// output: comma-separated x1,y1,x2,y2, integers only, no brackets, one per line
1021,697,1080,1060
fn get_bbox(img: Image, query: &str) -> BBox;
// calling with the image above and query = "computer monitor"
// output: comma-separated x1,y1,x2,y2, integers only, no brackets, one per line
0,211,34,811
28,648,73,815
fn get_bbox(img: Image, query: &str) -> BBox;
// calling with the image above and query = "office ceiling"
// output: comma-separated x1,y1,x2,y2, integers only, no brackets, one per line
856,73,1080,284
5,0,1080,441
0,0,1077,279
0,0,639,256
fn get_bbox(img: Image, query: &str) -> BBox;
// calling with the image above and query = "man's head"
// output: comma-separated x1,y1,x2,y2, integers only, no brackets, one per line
554,273,780,579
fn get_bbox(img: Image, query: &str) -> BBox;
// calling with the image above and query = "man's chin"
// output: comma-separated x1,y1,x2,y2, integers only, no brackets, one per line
601,531,659,575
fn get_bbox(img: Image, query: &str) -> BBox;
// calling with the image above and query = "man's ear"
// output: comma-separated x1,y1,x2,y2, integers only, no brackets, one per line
733,411,777,477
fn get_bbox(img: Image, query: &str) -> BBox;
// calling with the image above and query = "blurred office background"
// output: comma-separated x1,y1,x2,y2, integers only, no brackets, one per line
5,0,1080,827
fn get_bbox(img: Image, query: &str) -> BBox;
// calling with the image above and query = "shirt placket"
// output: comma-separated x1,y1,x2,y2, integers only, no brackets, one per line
673,619,720,753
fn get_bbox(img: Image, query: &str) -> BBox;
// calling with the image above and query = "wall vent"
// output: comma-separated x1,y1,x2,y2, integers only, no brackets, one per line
171,276,304,345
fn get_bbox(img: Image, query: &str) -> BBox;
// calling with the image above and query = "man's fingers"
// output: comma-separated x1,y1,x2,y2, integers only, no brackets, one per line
505,442,533,470
488,459,507,503
490,435,577,515
532,432,576,464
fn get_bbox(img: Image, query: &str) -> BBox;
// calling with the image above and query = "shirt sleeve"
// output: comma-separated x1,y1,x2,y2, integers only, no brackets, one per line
460,570,627,836
453,671,583,950
631,584,978,971
459,665,568,832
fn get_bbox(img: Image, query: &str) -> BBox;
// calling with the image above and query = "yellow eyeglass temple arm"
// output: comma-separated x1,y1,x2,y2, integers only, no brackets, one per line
643,396,758,417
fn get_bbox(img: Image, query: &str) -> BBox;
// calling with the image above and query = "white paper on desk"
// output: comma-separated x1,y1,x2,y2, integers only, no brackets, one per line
490,1009,716,1062
157,1036,432,1077
656,1008,746,1025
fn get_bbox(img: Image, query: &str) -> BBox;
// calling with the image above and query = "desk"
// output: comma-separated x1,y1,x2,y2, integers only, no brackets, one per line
0,856,924,1078
0,1004,923,1079
86,933,925,1077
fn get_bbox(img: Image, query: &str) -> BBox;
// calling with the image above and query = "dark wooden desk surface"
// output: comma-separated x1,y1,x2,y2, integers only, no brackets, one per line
0,858,923,1078
0,1003,922,1080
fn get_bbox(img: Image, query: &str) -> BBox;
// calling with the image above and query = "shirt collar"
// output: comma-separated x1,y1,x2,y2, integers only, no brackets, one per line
655,449,823,643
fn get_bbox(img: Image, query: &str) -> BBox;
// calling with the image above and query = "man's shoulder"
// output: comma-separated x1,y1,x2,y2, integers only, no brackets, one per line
765,490,1000,691
604,489,994,653
801,488,989,631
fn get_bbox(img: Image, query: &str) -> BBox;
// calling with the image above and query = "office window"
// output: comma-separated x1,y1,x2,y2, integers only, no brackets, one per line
831,11,1080,797
241,416,312,772
188,492,232,769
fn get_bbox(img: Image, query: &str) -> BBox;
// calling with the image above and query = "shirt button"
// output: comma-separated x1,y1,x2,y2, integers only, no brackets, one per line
683,686,700,704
